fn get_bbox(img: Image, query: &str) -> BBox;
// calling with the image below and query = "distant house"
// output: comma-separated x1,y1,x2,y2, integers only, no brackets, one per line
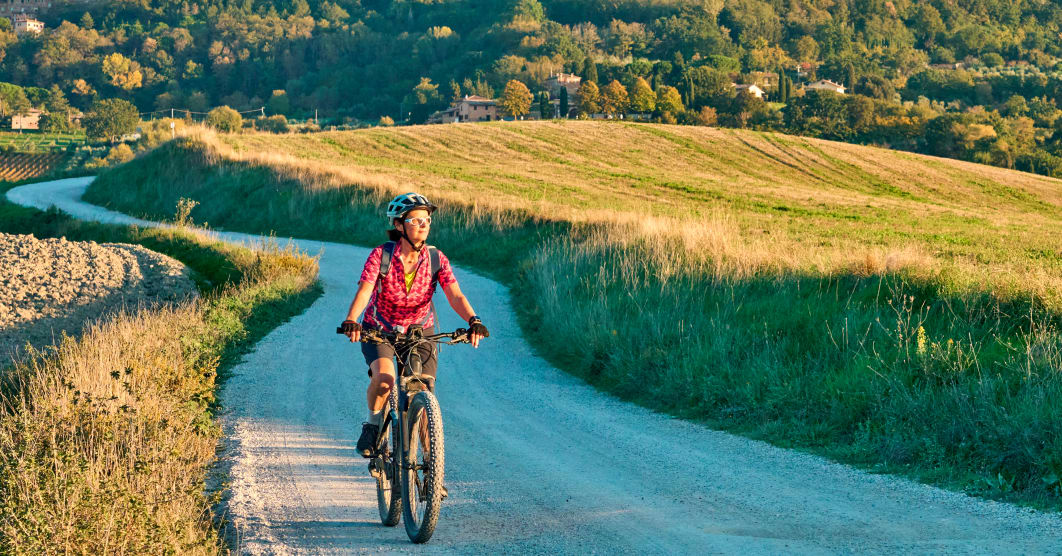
545,72,581,100
11,108,42,130
733,83,766,99
12,13,43,35
0,0,51,17
805,79,846,94
427,95,498,124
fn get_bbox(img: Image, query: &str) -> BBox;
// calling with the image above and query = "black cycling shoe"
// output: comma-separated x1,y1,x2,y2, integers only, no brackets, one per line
356,423,379,458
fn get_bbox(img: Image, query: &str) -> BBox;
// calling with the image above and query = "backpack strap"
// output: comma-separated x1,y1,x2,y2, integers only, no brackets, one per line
428,246,441,286
427,245,441,333
376,241,396,294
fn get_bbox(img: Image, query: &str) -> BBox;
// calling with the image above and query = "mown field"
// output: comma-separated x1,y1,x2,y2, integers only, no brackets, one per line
88,121,1062,509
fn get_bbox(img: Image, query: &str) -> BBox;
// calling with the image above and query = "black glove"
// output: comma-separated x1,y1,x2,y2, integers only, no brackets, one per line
340,320,362,336
467,317,489,339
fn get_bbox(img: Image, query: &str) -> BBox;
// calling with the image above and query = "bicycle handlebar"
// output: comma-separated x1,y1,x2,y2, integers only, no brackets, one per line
336,325,471,345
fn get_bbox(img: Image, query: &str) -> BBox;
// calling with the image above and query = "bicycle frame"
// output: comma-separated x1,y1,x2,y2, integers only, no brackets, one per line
358,325,467,480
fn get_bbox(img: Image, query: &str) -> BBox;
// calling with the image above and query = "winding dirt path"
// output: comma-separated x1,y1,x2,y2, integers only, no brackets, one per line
9,177,1062,554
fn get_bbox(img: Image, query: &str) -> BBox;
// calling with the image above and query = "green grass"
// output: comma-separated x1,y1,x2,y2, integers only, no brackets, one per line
0,177,321,552
85,123,1062,510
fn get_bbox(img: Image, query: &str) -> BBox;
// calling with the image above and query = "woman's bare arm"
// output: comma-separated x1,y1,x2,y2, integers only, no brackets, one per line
342,280,376,341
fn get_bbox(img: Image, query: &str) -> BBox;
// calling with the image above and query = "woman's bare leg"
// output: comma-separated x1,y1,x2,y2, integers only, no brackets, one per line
367,357,396,412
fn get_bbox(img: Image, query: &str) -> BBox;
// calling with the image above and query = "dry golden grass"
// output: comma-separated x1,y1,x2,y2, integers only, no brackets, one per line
0,225,319,553
185,122,1062,306
85,121,1062,507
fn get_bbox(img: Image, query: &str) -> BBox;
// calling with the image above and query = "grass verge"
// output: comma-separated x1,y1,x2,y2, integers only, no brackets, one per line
86,129,1062,510
0,178,322,552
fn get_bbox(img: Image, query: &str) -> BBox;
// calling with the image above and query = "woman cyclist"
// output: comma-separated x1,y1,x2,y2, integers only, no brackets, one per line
340,192,489,457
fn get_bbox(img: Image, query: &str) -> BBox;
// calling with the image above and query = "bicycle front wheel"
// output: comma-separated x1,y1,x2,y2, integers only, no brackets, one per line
375,387,401,526
401,390,445,543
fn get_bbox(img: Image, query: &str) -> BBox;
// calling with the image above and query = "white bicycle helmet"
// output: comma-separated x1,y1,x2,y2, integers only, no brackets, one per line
386,192,437,220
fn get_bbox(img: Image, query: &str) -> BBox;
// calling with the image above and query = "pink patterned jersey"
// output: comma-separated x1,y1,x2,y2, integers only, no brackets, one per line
359,243,457,331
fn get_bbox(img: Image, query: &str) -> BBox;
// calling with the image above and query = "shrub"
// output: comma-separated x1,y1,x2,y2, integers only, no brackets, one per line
256,115,290,133
695,106,718,126
205,105,242,133
379,115,395,126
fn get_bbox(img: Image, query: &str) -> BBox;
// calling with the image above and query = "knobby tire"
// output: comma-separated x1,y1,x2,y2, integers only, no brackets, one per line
375,387,401,526
401,391,445,543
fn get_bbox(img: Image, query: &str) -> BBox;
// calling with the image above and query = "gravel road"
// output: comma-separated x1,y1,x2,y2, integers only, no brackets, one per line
0,230,195,367
9,177,1062,555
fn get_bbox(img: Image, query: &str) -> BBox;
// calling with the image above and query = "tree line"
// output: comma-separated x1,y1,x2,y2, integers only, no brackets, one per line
5,0,1062,174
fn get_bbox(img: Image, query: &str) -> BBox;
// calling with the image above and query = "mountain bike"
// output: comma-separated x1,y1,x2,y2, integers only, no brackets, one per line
336,324,470,543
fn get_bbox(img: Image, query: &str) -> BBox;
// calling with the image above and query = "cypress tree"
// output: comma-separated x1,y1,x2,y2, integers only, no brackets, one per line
559,87,569,118
539,92,551,119
583,57,598,84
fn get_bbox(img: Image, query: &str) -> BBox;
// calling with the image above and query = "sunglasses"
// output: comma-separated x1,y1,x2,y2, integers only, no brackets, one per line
403,216,432,227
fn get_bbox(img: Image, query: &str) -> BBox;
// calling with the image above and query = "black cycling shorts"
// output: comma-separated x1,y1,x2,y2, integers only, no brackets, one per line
361,339,438,388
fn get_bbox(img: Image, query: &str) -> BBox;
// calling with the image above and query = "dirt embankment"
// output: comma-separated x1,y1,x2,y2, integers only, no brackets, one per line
0,232,197,367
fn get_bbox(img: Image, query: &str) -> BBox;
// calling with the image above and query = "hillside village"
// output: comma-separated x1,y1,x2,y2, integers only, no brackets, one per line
426,71,847,124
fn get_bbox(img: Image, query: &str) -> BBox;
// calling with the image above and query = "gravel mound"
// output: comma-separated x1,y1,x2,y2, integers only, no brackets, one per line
0,232,197,367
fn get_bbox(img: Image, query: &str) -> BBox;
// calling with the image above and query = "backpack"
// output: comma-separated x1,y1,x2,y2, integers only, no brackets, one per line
376,241,442,332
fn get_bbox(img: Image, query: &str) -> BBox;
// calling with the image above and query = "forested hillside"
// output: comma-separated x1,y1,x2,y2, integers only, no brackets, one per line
9,0,1062,174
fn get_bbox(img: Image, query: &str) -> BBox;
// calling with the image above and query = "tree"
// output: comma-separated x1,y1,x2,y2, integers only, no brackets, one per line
510,0,545,22
982,53,1004,68
206,106,242,132
629,77,655,113
40,112,75,133
582,56,598,84
79,11,94,29
83,98,139,142
500,79,532,118
101,53,143,90
783,90,849,139
656,85,683,115
0,83,34,117
793,36,819,64
45,84,71,115
855,75,894,100
601,80,629,116
404,77,444,123
538,91,551,119
577,81,600,115
559,86,569,118
266,89,291,116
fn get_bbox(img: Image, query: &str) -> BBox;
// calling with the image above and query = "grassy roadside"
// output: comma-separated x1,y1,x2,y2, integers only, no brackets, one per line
86,127,1062,510
0,179,322,552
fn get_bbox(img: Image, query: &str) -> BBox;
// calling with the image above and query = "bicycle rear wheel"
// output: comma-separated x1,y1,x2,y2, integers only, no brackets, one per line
374,388,401,526
401,391,445,543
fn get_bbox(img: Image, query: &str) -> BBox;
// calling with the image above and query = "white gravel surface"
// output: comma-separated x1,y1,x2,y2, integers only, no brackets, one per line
9,177,1062,555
